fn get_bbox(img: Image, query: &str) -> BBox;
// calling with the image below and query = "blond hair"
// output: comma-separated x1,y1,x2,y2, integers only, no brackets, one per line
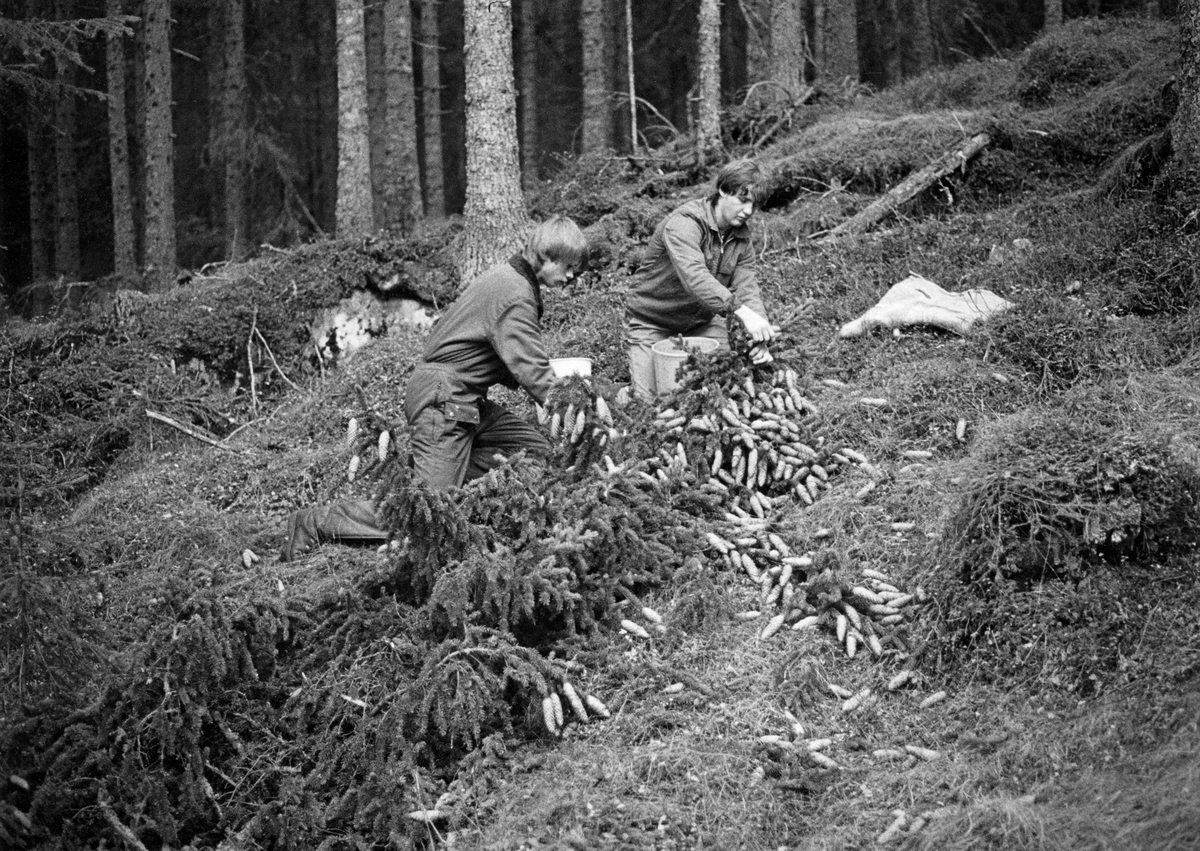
524,215,589,271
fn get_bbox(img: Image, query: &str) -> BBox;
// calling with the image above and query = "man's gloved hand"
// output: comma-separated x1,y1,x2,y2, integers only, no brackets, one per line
734,305,776,342
749,342,774,364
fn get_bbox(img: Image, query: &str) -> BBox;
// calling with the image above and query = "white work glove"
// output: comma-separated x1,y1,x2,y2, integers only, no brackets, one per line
734,305,775,342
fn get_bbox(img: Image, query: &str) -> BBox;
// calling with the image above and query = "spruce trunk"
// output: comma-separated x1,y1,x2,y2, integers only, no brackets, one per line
419,0,446,218
581,0,614,154
106,0,137,278
222,0,250,261
53,0,80,281
336,0,374,236
517,0,538,186
383,0,423,233
459,0,529,283
820,0,859,85
142,0,177,291
695,0,722,165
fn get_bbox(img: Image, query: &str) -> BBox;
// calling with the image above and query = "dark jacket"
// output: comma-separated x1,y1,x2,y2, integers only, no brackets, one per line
626,197,767,334
404,256,556,422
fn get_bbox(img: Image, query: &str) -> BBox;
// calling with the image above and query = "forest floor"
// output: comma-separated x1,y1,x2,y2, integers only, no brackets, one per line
3,16,1200,851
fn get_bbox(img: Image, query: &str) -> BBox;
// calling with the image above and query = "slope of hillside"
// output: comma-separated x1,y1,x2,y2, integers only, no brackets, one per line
3,18,1198,851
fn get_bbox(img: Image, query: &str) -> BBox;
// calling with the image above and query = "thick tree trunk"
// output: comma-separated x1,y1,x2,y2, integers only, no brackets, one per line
1044,0,1063,29
142,0,177,291
768,0,805,100
382,0,423,233
516,0,538,185
419,0,446,218
696,0,723,164
820,0,859,85
741,0,771,92
106,0,136,278
1174,0,1200,166
581,0,615,154
222,0,250,261
336,0,374,236
907,0,935,77
53,0,80,281
459,0,528,283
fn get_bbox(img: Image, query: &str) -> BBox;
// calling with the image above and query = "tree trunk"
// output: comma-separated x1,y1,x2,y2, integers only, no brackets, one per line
459,0,528,283
142,0,177,291
365,1,387,228
25,0,53,284
880,0,902,86
221,0,250,261
382,0,423,233
1044,0,1063,29
741,0,771,92
336,0,374,236
53,0,81,281
820,0,859,86
129,0,146,270
624,0,637,151
695,0,723,165
768,0,805,101
314,0,338,230
418,0,446,218
106,0,136,278
1174,0,1200,167
581,0,615,154
516,0,538,185
907,0,934,77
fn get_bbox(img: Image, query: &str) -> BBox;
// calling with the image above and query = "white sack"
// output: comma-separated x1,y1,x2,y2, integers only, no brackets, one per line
839,274,1014,338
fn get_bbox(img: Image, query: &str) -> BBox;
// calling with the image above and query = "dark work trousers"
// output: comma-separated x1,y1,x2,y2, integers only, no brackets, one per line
281,399,550,559
409,397,552,490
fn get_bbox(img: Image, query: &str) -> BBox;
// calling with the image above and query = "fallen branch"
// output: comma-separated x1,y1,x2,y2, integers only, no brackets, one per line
816,132,992,241
146,409,231,451
98,792,152,851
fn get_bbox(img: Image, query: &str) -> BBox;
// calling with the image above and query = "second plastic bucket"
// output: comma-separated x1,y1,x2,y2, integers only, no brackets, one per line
650,336,720,395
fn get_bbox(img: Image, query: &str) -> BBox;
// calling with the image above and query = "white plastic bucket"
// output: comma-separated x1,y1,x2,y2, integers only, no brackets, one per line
650,336,720,395
549,357,593,378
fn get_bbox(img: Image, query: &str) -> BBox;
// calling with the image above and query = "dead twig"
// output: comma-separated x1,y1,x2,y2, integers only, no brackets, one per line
145,409,231,451
248,308,258,418
253,327,302,394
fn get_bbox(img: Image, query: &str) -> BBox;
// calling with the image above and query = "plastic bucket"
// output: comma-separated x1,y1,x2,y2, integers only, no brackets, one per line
549,357,593,378
650,336,720,395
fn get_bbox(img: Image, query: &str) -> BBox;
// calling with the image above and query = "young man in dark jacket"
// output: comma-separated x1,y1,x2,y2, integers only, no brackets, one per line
280,215,588,561
625,159,776,401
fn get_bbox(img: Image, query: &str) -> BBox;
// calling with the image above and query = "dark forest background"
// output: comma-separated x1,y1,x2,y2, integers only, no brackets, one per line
0,0,1178,299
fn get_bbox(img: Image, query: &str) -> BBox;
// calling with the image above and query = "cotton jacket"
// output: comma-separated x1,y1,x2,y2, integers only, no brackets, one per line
404,256,557,422
626,198,767,334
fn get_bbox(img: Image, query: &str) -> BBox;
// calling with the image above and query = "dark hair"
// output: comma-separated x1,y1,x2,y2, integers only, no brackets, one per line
708,159,768,205
524,214,589,270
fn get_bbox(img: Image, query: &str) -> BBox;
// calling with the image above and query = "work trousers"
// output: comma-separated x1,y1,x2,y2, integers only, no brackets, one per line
283,399,550,555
